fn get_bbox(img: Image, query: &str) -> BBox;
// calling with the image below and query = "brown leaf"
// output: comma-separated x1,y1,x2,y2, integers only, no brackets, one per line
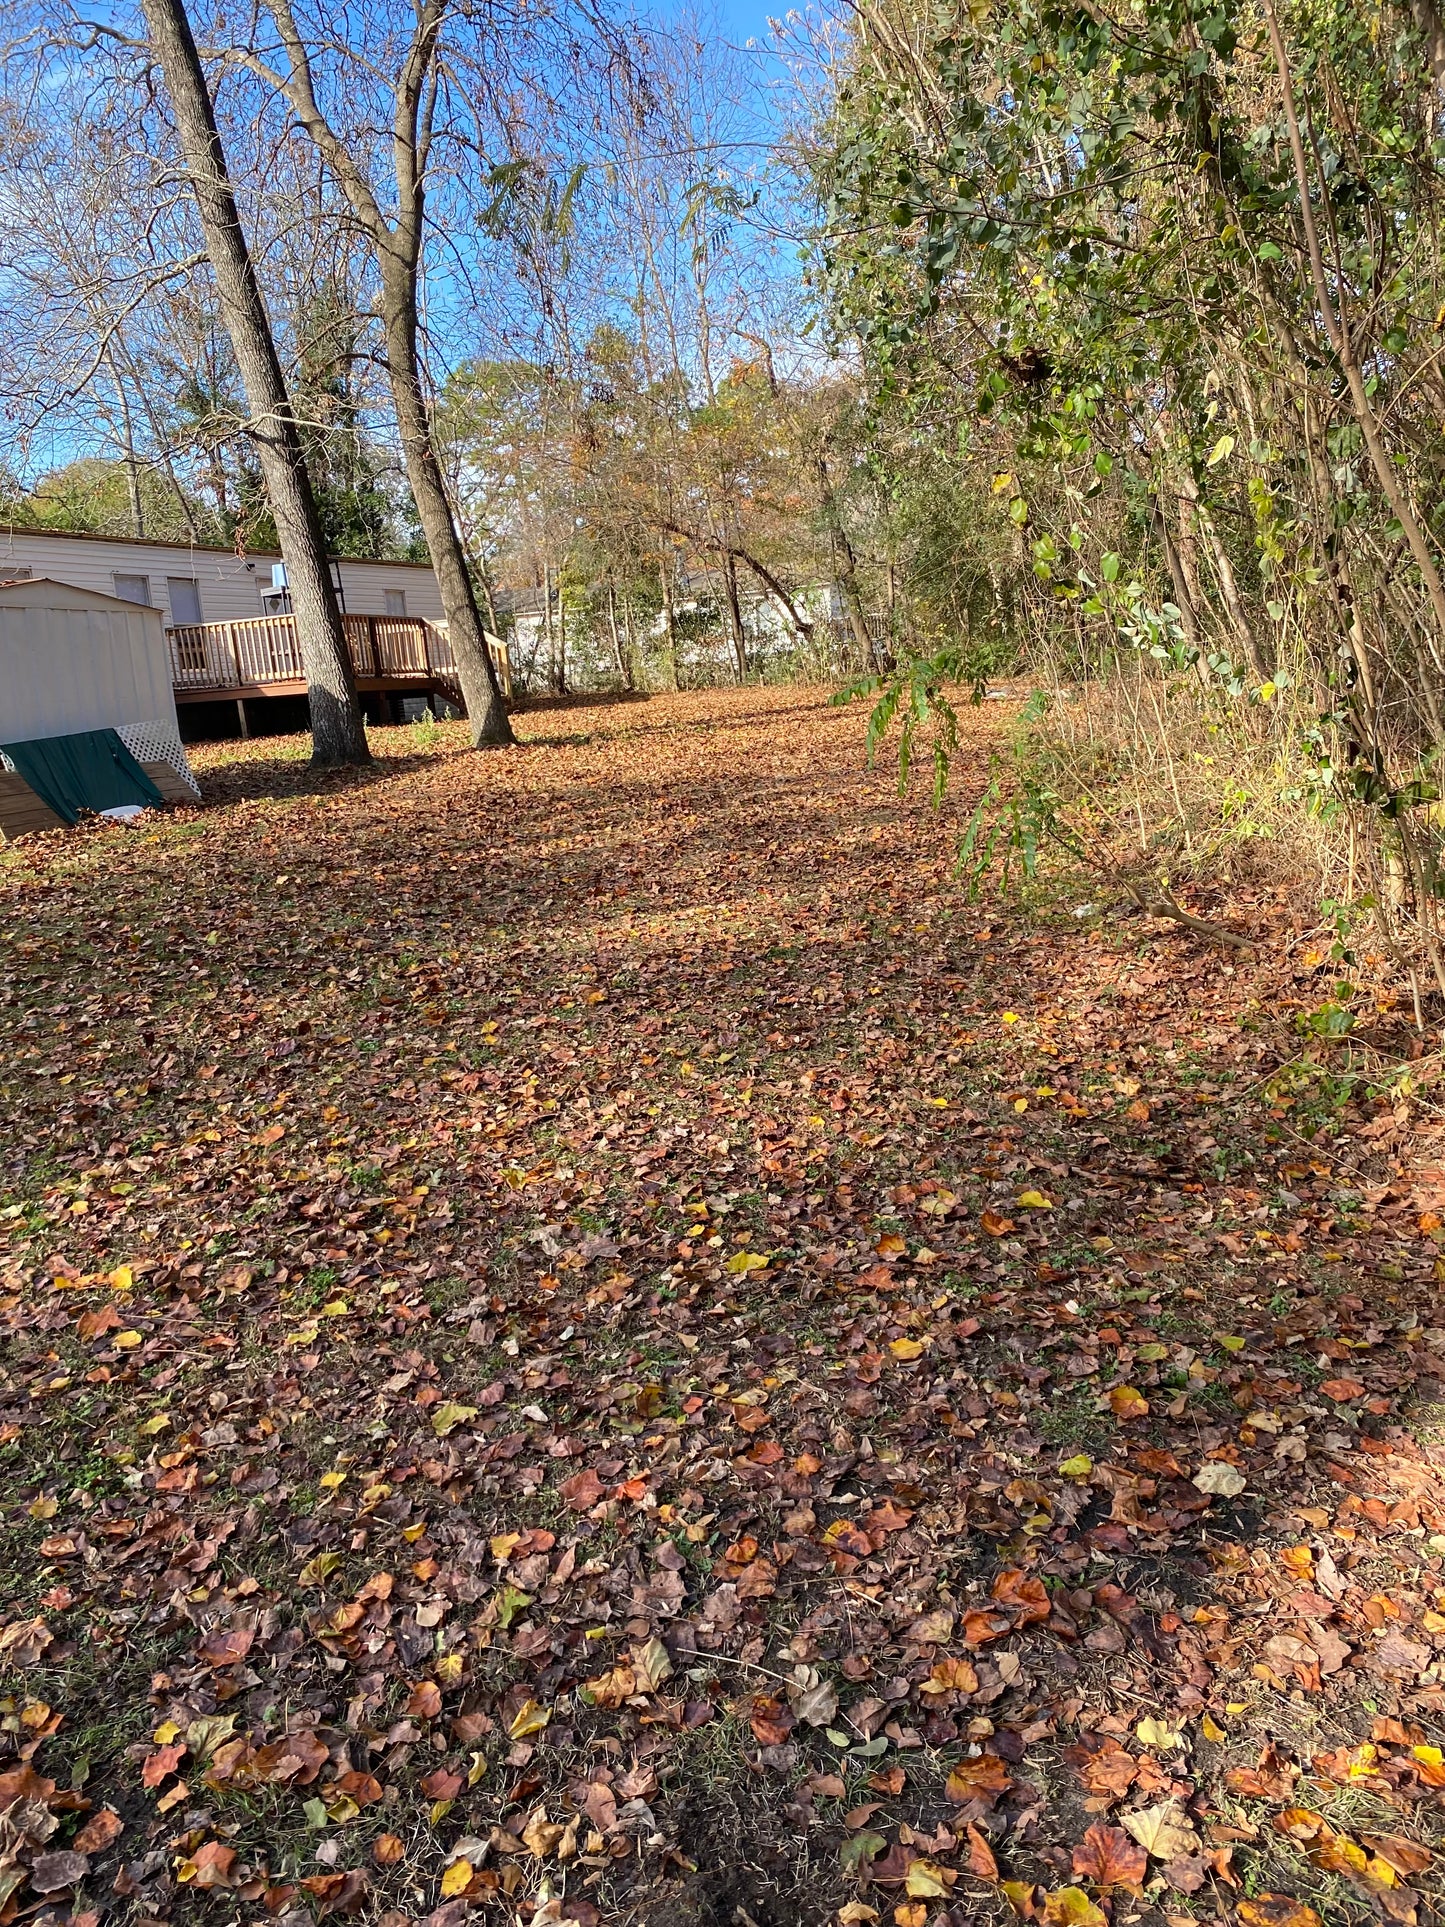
1071,1824,1148,1893
28,1851,89,1894
1237,1897,1325,1927
72,1807,123,1855
562,1468,606,1510
967,1822,1000,1882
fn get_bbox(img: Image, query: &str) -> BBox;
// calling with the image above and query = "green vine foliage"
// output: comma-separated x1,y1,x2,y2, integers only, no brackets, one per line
813,0,1445,834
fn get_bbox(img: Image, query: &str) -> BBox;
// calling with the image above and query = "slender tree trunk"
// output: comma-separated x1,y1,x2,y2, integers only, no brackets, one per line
107,351,145,538
379,274,513,745
659,558,679,690
623,593,639,691
1152,496,1210,687
556,574,568,694
478,558,500,638
606,579,630,688
542,563,557,690
817,455,881,671
722,551,749,683
139,0,368,767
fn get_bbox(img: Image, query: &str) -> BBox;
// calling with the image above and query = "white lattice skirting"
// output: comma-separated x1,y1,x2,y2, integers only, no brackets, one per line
0,721,200,800
116,720,201,798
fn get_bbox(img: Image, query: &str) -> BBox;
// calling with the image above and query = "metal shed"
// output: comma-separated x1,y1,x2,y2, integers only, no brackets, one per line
0,576,199,838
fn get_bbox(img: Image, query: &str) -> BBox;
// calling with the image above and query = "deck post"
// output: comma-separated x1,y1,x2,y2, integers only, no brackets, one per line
236,698,250,739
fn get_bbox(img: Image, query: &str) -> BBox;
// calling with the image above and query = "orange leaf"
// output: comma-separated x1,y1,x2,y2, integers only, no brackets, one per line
967,1822,1000,1882
1070,1824,1148,1893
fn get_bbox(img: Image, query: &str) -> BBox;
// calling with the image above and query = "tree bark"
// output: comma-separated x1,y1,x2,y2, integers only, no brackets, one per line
721,550,748,682
237,0,514,748
606,579,631,688
139,0,368,767
659,556,679,690
378,268,514,743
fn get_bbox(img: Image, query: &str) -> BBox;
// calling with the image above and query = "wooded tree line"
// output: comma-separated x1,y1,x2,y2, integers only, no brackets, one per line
814,0,1445,998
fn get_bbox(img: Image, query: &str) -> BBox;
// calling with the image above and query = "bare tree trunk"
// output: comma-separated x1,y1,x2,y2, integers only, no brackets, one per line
817,454,882,670
659,557,679,690
606,579,631,688
240,0,514,749
542,562,557,691
1151,496,1210,686
106,349,145,537
722,550,748,683
556,572,568,694
623,593,639,690
378,269,514,744
138,0,368,767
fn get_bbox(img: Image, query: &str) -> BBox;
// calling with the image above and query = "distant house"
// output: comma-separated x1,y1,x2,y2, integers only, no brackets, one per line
0,525,508,739
0,524,443,627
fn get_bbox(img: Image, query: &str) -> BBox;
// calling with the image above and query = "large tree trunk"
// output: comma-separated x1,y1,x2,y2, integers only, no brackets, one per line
380,271,514,746
139,0,368,767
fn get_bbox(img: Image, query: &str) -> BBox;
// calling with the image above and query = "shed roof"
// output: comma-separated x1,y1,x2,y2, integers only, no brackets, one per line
0,575,165,617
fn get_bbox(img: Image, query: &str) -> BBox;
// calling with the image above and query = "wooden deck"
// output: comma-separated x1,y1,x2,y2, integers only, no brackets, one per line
166,613,511,707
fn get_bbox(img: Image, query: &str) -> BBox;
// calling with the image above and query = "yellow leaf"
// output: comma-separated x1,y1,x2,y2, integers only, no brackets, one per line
1201,1713,1227,1743
1042,1888,1107,1927
321,1299,349,1317
725,1250,770,1274
431,1402,478,1437
508,1697,551,1740
114,1331,142,1350
27,1496,58,1519
1001,1011,1019,1024
1217,1333,1246,1353
1016,1189,1052,1209
436,1652,465,1687
325,1794,360,1824
319,1470,347,1490
153,1719,181,1744
1059,1455,1092,1479
905,1859,953,1898
285,1323,319,1347
1136,1716,1184,1751
440,1858,475,1898
138,1415,170,1436
467,1751,488,1788
890,1337,925,1360
109,1265,134,1291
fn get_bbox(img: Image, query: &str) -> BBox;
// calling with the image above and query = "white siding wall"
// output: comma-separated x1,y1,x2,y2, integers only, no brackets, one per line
0,530,445,626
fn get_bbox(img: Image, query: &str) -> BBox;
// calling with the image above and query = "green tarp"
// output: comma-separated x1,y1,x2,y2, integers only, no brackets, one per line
1,728,163,826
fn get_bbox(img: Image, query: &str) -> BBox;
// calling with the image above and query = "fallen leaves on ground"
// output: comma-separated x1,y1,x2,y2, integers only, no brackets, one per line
1,688,1444,1926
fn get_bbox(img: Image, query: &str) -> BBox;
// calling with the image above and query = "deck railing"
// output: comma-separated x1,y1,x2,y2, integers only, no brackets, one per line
166,613,512,701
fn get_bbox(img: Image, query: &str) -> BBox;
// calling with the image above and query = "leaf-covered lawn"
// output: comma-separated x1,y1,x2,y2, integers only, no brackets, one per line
2,685,1444,1927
